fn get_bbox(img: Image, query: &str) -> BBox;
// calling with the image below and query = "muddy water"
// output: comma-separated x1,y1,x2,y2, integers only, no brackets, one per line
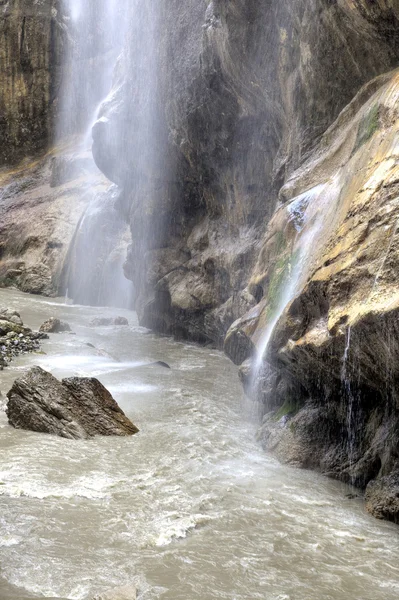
0,289,398,599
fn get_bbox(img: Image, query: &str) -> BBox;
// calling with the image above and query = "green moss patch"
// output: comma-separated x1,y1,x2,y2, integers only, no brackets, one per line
353,103,380,155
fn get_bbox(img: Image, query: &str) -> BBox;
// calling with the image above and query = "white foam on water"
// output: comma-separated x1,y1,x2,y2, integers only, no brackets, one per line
0,469,117,500
153,513,211,547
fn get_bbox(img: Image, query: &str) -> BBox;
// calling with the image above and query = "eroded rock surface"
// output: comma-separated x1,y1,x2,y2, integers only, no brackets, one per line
6,367,139,439
365,473,399,524
93,0,399,348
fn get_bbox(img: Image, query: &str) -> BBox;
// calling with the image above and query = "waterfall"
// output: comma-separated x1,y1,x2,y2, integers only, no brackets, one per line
57,0,133,308
341,325,356,482
58,0,127,143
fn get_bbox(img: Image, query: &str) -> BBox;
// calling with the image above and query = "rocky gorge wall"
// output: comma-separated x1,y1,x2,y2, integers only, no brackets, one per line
92,0,399,521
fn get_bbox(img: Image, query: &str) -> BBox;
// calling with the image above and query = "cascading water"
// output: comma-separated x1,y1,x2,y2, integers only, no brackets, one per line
57,0,133,308
251,178,340,399
341,325,356,482
58,0,128,144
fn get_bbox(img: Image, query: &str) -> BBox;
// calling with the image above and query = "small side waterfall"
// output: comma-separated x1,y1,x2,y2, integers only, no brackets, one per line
341,325,356,482
251,178,340,397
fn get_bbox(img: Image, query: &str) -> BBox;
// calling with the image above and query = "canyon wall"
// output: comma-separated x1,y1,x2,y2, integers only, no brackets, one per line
92,0,399,521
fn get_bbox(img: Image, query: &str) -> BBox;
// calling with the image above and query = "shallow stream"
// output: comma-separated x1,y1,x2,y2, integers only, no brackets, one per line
0,289,398,599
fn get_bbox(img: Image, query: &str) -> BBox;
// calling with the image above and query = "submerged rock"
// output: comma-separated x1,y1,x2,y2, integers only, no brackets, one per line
150,361,171,369
90,317,129,327
91,585,136,600
6,367,139,439
39,317,72,333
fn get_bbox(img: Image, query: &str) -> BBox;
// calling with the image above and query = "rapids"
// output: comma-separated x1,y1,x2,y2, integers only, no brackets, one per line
0,289,398,599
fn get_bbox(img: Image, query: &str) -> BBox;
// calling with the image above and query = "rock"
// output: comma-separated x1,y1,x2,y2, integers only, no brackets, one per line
0,310,48,367
39,317,72,333
6,367,139,439
365,473,399,524
0,308,23,326
0,319,26,336
91,585,137,600
90,317,129,327
150,361,171,369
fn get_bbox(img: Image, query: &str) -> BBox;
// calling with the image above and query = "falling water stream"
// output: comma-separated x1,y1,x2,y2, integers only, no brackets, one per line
0,288,398,600
251,179,340,395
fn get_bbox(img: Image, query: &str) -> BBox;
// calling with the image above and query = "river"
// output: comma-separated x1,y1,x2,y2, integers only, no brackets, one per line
0,289,398,599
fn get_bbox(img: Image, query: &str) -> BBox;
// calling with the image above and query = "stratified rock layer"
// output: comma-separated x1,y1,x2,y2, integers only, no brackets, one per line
6,367,139,439
0,0,63,165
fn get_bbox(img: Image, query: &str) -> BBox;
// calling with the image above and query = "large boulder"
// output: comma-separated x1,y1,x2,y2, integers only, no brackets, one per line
6,367,139,439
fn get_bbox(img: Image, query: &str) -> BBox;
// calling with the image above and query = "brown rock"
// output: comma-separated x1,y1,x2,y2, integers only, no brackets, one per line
6,367,139,439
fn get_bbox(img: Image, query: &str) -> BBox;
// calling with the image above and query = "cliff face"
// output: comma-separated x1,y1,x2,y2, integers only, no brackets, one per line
94,0,399,345
92,0,399,521
0,0,63,165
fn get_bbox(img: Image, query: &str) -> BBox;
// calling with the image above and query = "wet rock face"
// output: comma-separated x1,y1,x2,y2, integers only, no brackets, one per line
0,0,63,165
228,64,399,509
90,0,399,519
93,0,399,347
6,367,139,439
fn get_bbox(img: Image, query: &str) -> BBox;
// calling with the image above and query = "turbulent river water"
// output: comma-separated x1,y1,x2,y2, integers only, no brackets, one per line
0,289,398,600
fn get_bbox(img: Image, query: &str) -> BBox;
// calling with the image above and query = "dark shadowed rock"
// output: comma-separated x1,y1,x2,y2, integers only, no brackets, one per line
365,473,399,524
90,317,129,327
150,361,171,369
6,367,139,439
39,317,72,333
